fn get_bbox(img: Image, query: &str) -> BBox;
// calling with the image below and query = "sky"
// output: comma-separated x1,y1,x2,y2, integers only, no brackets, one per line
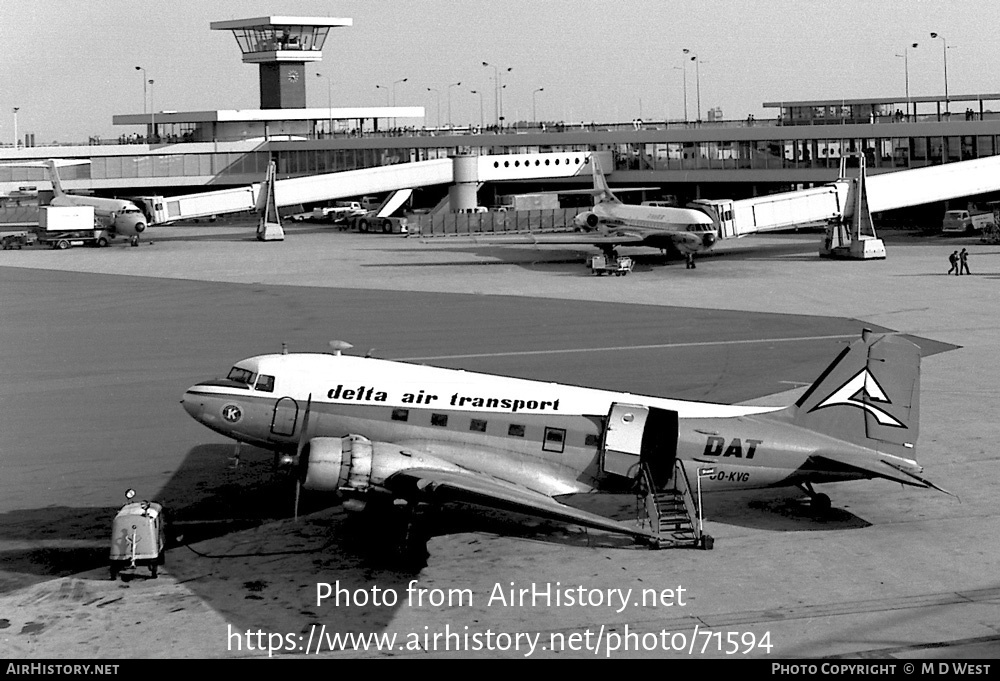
1,0,998,144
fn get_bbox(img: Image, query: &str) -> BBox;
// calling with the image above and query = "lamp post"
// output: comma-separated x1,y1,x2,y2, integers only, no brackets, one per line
683,49,702,122
447,81,462,127
135,66,146,113
894,43,918,119
392,77,408,127
375,84,390,105
696,467,715,536
470,90,484,130
12,107,19,150
316,72,333,136
427,88,441,128
930,32,950,115
482,62,512,128
148,80,155,142
672,65,687,123
532,88,544,123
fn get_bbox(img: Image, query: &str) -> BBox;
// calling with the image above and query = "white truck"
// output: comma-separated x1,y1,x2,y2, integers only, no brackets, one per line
32,206,113,249
496,193,560,211
941,209,996,235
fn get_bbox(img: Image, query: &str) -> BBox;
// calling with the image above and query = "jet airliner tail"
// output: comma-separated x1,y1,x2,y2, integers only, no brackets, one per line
589,154,620,205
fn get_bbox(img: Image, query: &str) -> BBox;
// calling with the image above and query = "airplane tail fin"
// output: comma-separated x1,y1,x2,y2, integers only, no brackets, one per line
45,160,65,197
779,329,920,460
590,153,620,205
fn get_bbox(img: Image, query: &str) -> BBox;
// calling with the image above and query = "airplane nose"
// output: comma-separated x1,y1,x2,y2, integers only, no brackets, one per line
180,387,204,420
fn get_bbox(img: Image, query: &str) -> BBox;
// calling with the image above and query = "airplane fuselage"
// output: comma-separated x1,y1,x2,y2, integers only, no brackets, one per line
578,203,718,254
181,353,881,498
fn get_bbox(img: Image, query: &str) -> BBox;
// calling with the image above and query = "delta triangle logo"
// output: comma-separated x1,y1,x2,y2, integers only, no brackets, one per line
809,368,905,428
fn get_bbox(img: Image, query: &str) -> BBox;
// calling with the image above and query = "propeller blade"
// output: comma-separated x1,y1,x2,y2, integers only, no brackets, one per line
294,393,313,522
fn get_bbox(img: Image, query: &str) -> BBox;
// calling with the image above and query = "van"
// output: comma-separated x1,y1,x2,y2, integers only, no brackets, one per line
942,210,995,234
457,206,488,214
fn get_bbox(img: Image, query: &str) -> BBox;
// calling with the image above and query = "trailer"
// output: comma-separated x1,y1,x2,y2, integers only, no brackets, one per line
588,254,634,276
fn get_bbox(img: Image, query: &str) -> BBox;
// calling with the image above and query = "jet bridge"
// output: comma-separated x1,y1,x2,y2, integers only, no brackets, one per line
156,151,607,223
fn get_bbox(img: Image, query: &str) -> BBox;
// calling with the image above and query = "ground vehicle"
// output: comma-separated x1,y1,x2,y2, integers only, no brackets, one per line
588,254,633,275
457,206,489,214
941,209,995,234
1,231,37,249
496,193,560,211
109,492,167,580
33,205,116,248
352,214,410,234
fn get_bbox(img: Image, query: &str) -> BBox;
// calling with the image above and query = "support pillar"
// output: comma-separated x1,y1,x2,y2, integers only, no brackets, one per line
449,154,479,212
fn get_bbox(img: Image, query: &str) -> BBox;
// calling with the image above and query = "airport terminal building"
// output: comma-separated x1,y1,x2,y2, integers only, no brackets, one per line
3,15,1000,213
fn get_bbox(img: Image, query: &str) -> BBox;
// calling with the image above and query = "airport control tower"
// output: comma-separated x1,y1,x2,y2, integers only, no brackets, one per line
210,16,352,109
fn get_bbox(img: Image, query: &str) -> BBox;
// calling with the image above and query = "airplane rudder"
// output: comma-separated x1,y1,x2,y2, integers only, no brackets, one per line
788,331,920,450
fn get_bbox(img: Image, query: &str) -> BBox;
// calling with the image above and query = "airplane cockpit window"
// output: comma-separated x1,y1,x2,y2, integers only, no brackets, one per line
254,374,275,392
227,367,256,385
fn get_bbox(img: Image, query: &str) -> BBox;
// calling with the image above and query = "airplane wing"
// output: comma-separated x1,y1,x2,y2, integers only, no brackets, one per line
384,467,653,540
422,230,647,246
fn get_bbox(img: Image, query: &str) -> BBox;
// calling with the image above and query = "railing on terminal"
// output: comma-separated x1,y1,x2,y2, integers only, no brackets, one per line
12,109,1000,149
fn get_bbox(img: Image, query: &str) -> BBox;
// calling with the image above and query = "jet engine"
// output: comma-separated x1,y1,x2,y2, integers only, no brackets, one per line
573,212,601,231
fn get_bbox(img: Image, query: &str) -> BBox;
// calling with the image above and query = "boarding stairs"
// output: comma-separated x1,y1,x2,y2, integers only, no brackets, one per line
637,460,711,549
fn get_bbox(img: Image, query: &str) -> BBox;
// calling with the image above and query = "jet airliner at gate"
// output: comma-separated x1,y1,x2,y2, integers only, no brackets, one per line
181,330,946,558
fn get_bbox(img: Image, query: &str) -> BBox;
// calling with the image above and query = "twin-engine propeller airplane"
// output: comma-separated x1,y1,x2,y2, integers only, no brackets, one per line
181,331,947,557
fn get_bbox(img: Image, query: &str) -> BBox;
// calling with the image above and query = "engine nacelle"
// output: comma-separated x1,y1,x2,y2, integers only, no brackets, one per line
573,211,601,231
300,435,452,494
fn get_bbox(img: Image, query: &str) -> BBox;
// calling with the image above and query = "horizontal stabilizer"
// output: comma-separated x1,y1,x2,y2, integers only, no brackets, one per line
386,467,652,539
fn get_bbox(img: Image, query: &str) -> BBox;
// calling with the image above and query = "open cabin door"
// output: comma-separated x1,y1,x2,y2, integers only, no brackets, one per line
602,402,678,488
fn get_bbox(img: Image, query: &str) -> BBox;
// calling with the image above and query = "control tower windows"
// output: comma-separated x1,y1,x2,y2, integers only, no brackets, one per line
230,26,330,55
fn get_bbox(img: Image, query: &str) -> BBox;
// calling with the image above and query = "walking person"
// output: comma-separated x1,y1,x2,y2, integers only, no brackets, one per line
948,250,959,275
960,248,971,275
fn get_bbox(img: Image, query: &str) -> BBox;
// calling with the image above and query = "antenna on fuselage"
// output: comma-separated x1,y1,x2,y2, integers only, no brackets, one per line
329,340,353,356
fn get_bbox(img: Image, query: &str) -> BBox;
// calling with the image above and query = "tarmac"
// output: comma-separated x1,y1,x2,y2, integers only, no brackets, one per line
1,222,998,659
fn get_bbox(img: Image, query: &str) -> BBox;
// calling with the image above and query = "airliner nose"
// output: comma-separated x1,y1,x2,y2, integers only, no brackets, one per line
180,386,204,421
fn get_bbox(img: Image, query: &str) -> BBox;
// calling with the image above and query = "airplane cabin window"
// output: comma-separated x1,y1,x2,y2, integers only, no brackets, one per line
508,424,525,437
470,419,487,432
254,374,275,392
431,413,448,427
543,427,566,453
391,408,409,422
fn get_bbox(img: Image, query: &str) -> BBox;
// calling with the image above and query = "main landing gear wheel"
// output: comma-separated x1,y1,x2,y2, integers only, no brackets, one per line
798,482,832,514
